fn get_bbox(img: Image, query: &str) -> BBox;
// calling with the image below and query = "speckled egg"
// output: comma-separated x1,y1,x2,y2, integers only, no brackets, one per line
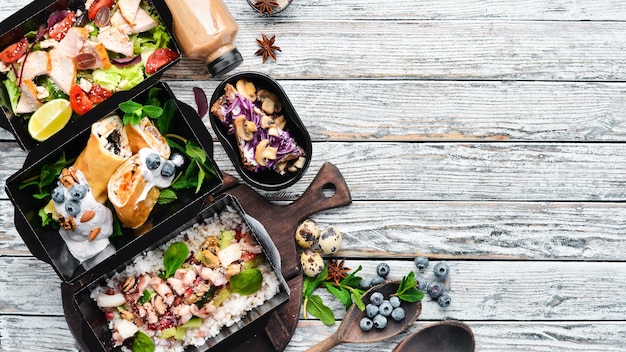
295,219,320,249
318,226,342,254
300,249,324,277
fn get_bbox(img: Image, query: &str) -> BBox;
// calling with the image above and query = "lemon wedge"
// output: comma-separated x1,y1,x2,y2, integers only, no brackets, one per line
28,98,72,141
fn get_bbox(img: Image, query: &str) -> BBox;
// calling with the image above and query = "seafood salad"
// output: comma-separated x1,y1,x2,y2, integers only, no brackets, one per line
91,206,281,351
0,0,178,139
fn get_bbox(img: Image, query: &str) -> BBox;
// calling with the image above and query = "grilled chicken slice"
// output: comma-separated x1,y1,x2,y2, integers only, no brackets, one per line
49,49,76,94
98,27,134,57
19,50,51,81
110,8,157,35
82,41,112,69
117,0,141,26
55,27,89,58
15,79,42,114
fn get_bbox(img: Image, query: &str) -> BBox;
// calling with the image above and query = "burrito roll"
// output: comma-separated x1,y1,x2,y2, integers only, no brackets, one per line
125,117,171,159
74,115,132,204
108,148,176,229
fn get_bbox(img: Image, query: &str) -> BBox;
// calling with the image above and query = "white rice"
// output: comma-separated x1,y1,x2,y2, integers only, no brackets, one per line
90,205,281,352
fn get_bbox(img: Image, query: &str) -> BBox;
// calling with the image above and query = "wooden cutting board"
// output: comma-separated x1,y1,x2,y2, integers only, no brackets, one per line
62,161,352,351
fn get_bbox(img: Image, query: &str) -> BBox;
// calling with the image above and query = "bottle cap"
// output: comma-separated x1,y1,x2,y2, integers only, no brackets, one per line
207,48,243,77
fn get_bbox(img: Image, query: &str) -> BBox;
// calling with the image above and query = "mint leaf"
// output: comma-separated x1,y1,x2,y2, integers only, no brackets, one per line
398,289,424,303
325,283,352,310
142,105,163,119
195,161,205,194
157,189,177,204
119,101,143,114
352,289,366,311
230,268,263,295
157,99,176,135
186,141,207,163
306,295,335,326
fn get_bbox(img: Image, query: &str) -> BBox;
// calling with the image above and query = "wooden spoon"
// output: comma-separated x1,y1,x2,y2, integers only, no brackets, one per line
306,281,422,352
392,321,475,352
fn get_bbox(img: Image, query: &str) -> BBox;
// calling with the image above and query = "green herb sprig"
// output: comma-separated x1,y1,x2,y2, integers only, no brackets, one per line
119,100,163,126
394,271,425,303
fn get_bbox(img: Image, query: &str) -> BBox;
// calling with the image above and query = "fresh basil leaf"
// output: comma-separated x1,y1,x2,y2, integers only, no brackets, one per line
142,105,163,119
157,189,177,204
132,331,155,352
325,283,352,310
306,295,335,326
163,242,189,278
230,268,262,295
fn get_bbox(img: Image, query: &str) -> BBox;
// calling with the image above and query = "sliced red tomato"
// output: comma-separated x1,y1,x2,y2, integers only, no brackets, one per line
48,12,76,41
145,48,179,75
87,85,112,104
241,251,257,262
69,85,94,115
0,38,29,63
88,0,115,20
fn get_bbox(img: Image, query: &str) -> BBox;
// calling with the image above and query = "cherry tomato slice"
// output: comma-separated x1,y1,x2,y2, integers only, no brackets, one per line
241,251,257,262
48,12,76,41
88,0,115,20
0,38,29,64
145,48,179,75
69,85,94,115
87,85,112,104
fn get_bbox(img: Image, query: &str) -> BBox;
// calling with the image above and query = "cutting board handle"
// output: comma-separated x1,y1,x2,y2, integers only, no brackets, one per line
290,162,352,219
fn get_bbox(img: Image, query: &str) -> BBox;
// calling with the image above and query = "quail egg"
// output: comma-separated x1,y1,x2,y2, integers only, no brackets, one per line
295,219,320,249
318,226,342,254
300,249,324,277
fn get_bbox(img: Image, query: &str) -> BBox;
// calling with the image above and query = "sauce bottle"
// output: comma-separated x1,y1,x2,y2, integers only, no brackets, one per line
164,0,243,77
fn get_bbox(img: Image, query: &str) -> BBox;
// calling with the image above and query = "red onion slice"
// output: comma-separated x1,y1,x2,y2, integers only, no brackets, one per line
110,55,141,68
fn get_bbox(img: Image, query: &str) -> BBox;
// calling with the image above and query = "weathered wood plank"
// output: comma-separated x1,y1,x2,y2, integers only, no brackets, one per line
2,317,626,352
3,200,626,260
161,21,626,81
4,141,626,201
168,80,626,142
3,0,626,22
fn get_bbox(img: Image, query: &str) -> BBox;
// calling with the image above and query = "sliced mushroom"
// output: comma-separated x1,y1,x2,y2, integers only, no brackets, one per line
275,115,287,130
257,89,282,115
236,79,256,101
254,139,278,167
233,115,257,141
293,156,307,169
261,114,275,129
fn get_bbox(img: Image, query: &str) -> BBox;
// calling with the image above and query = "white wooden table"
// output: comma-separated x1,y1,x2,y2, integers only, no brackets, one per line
2,0,626,351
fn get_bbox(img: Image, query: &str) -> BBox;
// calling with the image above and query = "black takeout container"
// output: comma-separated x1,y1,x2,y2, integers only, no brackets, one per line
5,80,291,350
71,194,290,352
5,80,223,285
0,0,181,151
209,72,312,191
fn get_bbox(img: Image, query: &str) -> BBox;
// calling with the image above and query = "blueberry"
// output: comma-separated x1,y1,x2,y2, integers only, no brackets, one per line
434,262,450,281
65,200,81,216
370,292,384,306
69,184,87,200
170,153,185,167
51,187,66,203
438,293,452,308
145,153,161,170
389,296,401,308
427,281,444,299
359,317,373,331
415,274,428,291
414,256,429,270
391,307,405,321
359,277,373,290
376,262,390,278
365,303,379,318
160,161,176,177
378,300,393,316
372,314,387,329
371,276,385,286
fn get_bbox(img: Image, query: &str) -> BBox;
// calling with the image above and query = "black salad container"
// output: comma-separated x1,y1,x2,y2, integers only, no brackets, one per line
0,0,181,151
71,194,290,352
5,80,223,286
209,72,312,191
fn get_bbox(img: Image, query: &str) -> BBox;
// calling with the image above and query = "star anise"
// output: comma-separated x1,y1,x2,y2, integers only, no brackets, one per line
254,0,279,15
255,34,281,63
326,259,351,284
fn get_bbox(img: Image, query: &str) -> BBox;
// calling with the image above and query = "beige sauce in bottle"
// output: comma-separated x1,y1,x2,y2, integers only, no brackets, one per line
164,0,243,76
